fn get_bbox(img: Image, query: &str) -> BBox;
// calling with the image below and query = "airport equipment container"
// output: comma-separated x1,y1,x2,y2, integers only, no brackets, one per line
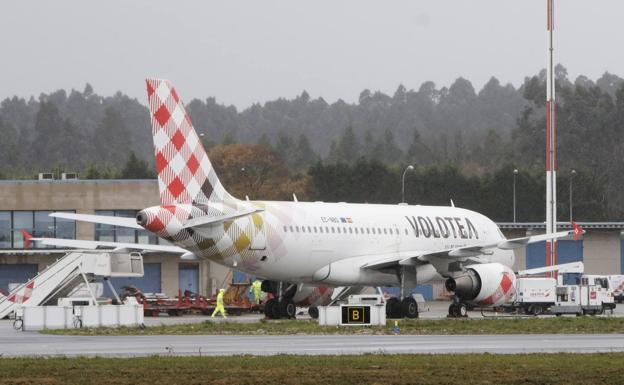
506,277,557,315
17,298,144,331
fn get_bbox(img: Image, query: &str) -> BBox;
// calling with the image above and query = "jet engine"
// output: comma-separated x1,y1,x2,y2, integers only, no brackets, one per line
445,263,516,306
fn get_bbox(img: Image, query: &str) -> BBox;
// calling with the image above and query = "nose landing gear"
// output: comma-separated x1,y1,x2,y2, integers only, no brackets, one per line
448,302,468,318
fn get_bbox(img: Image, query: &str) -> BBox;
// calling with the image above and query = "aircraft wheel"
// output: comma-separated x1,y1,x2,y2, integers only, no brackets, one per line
457,303,468,317
279,299,296,319
308,306,319,319
401,297,419,318
448,303,458,318
386,297,402,319
264,298,278,319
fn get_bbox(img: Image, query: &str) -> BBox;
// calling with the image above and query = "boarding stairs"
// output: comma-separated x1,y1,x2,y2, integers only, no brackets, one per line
0,251,144,319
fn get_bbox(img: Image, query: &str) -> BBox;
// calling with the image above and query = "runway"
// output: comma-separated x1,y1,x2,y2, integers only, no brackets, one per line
2,325,624,357
3,301,624,357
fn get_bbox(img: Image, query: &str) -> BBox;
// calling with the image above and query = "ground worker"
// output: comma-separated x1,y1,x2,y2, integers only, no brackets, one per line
250,279,263,305
211,288,227,318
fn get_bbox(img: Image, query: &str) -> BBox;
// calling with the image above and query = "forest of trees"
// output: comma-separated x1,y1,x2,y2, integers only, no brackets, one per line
0,65,623,220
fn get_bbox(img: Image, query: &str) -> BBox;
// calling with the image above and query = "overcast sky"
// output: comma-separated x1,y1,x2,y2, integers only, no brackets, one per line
1,1,623,109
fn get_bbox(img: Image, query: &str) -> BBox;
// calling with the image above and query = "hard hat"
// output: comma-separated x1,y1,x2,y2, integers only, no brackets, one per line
219,288,225,292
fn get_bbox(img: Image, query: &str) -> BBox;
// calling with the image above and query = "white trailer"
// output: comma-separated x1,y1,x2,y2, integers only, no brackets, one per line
509,277,557,315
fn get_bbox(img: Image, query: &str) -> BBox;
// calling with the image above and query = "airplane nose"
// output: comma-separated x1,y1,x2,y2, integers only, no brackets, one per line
136,211,148,227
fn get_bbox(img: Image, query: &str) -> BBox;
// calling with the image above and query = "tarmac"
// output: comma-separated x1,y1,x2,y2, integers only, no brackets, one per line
1,301,623,357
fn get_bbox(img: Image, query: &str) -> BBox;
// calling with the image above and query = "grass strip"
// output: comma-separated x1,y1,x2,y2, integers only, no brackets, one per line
1,353,623,385
42,316,624,336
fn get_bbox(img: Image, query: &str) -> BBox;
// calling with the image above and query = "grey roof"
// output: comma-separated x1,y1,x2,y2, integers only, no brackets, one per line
497,222,624,230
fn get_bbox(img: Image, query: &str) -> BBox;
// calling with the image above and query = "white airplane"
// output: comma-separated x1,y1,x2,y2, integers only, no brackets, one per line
36,79,578,319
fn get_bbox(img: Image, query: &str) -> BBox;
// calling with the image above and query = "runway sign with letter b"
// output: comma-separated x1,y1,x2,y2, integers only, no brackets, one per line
340,305,371,325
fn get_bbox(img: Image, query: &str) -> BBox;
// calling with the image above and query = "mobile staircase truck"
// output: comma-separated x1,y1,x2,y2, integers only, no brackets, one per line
0,250,144,320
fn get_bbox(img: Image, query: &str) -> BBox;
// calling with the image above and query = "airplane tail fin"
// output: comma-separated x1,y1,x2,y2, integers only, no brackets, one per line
145,78,234,205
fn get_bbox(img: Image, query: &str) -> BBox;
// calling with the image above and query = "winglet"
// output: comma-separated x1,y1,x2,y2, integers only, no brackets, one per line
572,221,584,241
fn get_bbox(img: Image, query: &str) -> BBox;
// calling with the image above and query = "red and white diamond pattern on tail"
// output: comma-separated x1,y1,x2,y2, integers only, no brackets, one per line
146,78,232,205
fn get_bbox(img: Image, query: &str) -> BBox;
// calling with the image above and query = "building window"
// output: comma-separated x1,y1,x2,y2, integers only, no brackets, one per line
0,210,76,249
0,212,10,248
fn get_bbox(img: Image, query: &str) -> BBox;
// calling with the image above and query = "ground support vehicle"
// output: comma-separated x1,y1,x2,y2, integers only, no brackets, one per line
609,275,624,303
551,282,615,316
503,277,557,315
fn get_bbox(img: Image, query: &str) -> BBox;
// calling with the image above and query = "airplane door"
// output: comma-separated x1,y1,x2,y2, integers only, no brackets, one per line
249,212,266,250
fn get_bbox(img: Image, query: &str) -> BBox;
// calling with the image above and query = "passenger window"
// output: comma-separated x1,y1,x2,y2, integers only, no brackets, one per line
354,228,358,234
383,229,387,235
349,228,353,234
404,229,408,235
283,226,288,232
372,229,376,234
325,226,329,233
313,226,317,233
331,227,335,233
302,227,306,233
308,226,311,232
366,228,370,234
289,226,294,232
319,227,324,233
378,228,382,234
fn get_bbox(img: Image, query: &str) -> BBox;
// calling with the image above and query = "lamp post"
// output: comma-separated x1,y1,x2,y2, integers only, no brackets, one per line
570,169,576,222
513,169,518,223
401,165,414,204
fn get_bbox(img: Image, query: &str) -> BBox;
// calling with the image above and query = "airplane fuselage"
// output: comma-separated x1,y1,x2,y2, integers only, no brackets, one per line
141,200,514,288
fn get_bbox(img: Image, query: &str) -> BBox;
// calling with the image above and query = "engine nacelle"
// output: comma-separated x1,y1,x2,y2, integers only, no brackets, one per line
445,263,516,306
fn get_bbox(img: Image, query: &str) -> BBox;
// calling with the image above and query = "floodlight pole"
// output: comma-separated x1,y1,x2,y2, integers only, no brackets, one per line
545,0,558,277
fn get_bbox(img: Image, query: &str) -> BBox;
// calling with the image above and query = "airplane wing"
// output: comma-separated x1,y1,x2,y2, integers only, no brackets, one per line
50,212,143,229
361,228,579,271
31,237,187,253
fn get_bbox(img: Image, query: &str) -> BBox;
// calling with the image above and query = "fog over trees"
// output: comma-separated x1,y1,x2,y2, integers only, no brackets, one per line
1,66,623,220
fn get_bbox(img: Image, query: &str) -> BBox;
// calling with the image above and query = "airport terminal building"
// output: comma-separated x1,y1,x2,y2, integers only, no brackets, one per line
1,178,623,300
0,178,230,299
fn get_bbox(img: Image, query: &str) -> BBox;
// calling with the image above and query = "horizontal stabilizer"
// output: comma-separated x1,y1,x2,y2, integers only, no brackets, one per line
32,238,186,253
50,212,143,229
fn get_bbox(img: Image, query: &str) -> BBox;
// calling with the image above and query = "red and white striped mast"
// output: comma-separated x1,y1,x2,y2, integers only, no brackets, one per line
545,0,557,275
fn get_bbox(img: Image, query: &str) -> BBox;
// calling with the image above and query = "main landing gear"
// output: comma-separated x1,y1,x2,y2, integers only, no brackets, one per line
385,296,419,319
386,266,419,319
261,280,297,319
